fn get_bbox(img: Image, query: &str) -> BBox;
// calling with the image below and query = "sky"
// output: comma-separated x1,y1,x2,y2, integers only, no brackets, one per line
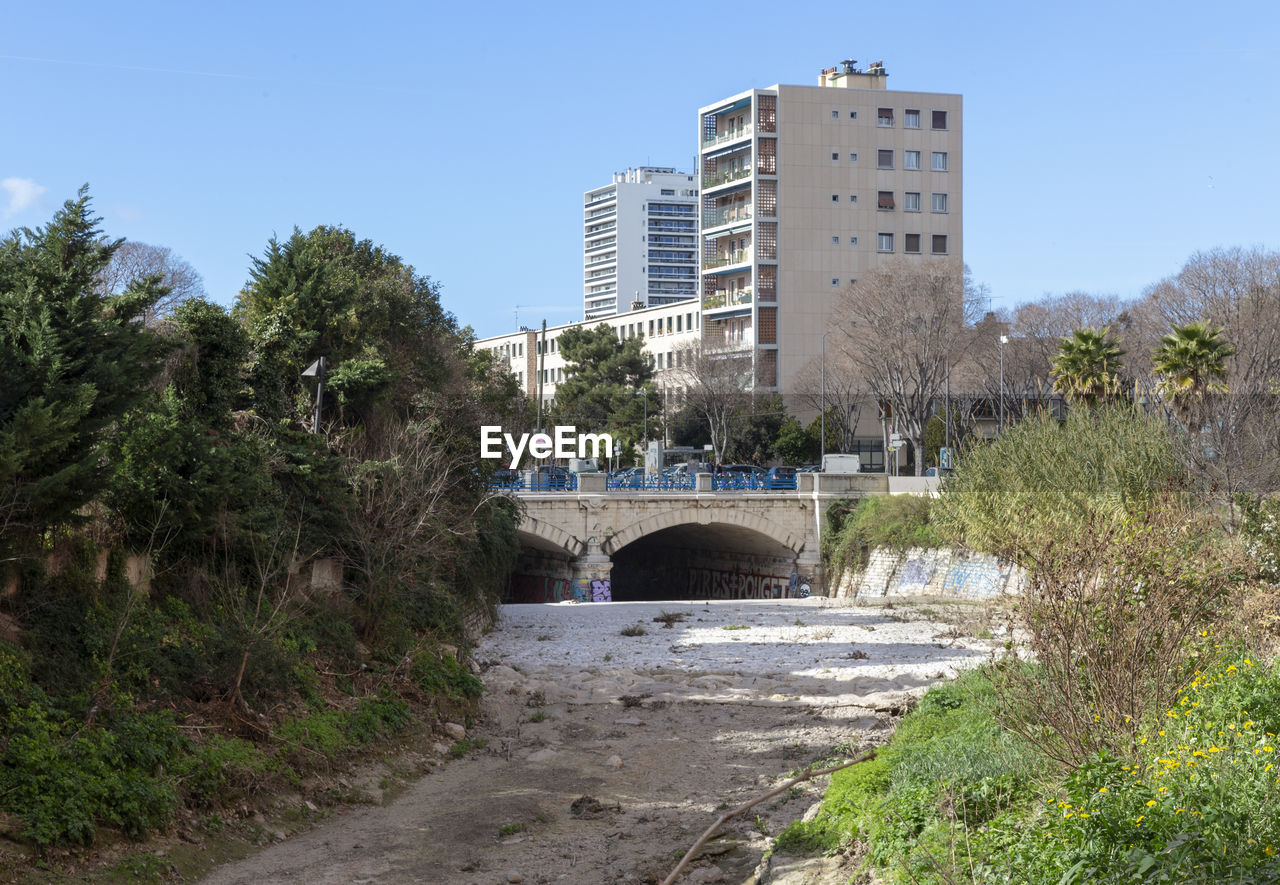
3,0,1278,339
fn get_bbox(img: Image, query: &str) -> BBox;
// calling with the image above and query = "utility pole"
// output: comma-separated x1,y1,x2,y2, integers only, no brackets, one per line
820,330,827,466
537,319,547,433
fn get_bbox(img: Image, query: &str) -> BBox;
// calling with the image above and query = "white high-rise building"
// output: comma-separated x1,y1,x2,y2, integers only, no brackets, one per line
583,167,699,320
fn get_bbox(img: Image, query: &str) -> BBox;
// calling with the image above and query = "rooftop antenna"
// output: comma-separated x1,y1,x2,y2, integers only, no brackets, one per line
514,304,525,328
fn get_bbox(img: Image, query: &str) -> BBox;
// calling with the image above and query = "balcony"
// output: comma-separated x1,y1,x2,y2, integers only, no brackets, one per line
703,204,753,229
702,166,752,189
703,249,751,270
701,124,753,149
648,205,697,218
702,287,753,310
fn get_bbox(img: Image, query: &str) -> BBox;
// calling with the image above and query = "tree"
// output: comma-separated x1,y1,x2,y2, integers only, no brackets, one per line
1050,327,1126,404
829,259,979,475
552,325,656,464
95,241,205,326
0,188,168,553
235,226,458,426
1151,322,1234,427
671,342,752,465
774,417,819,465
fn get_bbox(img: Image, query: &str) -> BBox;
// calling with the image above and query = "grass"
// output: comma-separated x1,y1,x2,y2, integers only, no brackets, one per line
778,652,1280,884
620,624,646,636
721,624,750,631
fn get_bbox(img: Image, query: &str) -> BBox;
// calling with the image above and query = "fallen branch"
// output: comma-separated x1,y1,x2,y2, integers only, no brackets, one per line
660,747,878,885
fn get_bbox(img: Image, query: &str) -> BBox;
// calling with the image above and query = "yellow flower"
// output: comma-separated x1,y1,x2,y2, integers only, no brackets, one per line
1079,812,1091,818
1266,846,1277,857
1145,800,1157,807
1098,787,1108,793
1135,816,1144,825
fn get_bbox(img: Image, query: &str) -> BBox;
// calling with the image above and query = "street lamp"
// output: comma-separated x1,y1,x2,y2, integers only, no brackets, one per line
999,335,1009,434
301,356,326,433
635,389,648,469
820,330,828,466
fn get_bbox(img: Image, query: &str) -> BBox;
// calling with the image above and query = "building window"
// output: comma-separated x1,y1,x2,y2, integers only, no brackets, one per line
877,233,894,253
849,110,857,119
849,235,858,245
932,110,948,130
649,320,655,336
831,109,839,119
831,235,840,244
877,149,894,169
832,152,840,161
831,278,840,287
904,109,920,129
676,315,682,332
849,152,857,162
661,188,675,195
877,191,895,210
832,193,840,202
932,235,948,254
904,192,921,212
931,192,948,213
518,343,523,356
932,151,949,171
849,195,858,203
904,150,921,170
877,107,894,126
905,233,922,254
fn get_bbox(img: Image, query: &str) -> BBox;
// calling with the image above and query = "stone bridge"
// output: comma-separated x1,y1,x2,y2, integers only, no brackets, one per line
505,472,897,603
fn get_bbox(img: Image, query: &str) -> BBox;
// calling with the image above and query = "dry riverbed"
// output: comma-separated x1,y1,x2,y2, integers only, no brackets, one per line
192,596,1004,885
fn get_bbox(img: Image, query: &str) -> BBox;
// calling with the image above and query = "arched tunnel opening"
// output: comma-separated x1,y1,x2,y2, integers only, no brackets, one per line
608,523,806,602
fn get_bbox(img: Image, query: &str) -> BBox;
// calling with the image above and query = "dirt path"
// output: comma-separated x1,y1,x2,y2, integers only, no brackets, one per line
199,597,1002,885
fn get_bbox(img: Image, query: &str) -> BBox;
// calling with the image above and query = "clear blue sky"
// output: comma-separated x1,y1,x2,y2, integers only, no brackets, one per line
3,1,1277,338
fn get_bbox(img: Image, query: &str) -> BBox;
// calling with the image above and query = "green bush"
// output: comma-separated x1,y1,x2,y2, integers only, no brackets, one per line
411,647,483,702
0,705,182,847
275,695,412,764
933,403,1184,560
823,494,941,579
173,733,284,807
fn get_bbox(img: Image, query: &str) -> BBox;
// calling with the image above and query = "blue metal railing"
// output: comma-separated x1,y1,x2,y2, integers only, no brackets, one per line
486,472,800,494
487,473,578,493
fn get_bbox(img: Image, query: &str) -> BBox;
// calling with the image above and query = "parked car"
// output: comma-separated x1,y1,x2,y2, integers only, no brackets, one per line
529,465,573,490
797,463,822,473
765,465,797,489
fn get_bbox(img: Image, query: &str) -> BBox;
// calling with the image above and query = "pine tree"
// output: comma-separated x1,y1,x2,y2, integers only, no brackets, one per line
0,188,166,549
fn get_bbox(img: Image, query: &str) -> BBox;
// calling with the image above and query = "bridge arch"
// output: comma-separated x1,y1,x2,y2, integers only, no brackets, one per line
518,517,584,558
603,507,804,557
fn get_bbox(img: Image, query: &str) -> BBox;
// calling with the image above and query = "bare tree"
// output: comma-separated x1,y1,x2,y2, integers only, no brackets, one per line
1130,247,1280,505
792,345,868,454
830,259,979,475
670,342,751,465
337,411,490,636
95,240,206,325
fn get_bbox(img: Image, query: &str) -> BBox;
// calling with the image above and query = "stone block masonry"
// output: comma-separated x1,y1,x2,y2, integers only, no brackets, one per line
833,547,1023,600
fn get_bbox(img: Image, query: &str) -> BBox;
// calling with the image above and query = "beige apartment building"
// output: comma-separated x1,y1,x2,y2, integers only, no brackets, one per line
698,61,962,394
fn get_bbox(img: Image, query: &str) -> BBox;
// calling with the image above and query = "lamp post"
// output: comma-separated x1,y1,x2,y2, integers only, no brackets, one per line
820,329,828,466
636,389,648,469
999,334,1009,434
301,356,326,433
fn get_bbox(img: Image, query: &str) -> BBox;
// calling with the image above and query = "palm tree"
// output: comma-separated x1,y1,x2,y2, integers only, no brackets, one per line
1151,321,1234,427
1051,327,1126,404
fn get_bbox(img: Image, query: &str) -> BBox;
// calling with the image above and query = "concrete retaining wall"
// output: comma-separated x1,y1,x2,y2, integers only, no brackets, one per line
833,547,1023,600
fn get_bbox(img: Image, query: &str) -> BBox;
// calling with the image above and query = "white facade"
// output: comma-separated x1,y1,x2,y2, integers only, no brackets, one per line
584,167,699,320
476,301,701,406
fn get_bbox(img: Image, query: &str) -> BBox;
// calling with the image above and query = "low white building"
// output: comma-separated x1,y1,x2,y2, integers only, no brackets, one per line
475,300,701,408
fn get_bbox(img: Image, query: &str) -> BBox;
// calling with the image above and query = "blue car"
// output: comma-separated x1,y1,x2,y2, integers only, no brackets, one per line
765,466,798,490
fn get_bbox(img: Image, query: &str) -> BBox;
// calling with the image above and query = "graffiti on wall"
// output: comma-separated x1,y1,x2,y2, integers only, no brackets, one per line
590,578,612,602
508,575,574,603
895,556,935,592
941,559,1009,598
686,568,809,600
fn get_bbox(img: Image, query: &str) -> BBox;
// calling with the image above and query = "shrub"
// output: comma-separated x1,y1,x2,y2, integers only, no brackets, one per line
987,505,1247,766
0,705,182,847
823,494,940,580
933,403,1185,560
410,646,482,702
173,733,283,807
